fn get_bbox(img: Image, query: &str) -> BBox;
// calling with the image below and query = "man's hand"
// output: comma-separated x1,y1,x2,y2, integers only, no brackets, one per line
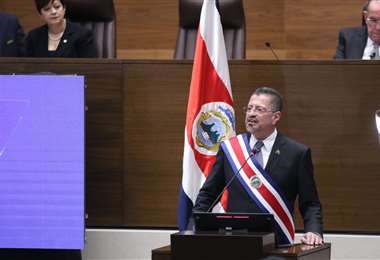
300,232,323,245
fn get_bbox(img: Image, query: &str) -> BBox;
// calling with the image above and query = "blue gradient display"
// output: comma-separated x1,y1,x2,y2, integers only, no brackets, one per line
0,75,84,249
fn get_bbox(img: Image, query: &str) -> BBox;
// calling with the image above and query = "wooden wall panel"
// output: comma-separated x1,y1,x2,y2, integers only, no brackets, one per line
1,1,42,32
115,0,178,49
275,63,380,231
284,1,364,59
0,0,370,59
245,0,285,49
0,59,125,226
123,62,191,225
2,59,380,233
122,60,380,232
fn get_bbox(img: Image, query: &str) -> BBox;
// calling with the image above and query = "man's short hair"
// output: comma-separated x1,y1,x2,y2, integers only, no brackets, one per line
253,87,283,112
34,0,66,14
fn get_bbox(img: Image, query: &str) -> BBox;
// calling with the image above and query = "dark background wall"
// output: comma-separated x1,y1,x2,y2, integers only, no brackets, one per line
1,0,368,59
1,59,379,233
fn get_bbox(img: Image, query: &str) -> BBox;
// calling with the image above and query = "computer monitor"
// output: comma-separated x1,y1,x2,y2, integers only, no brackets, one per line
193,212,275,233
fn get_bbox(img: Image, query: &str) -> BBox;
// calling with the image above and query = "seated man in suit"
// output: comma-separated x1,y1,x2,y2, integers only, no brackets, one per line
194,87,323,246
334,0,380,59
0,12,25,57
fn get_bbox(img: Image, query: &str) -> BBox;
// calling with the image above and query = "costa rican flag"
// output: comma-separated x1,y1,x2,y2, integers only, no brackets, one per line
178,0,235,230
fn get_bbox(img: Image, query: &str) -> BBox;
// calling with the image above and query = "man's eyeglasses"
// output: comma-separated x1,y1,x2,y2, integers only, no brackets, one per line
367,17,380,26
243,106,276,114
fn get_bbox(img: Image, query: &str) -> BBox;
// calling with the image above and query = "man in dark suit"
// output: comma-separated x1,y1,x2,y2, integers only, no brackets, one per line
194,87,323,245
334,0,380,59
0,12,25,57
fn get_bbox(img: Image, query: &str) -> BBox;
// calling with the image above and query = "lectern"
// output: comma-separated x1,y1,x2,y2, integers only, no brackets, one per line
152,231,331,260
171,230,275,260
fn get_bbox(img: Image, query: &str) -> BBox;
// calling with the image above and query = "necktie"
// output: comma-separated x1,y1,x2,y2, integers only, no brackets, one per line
253,140,264,167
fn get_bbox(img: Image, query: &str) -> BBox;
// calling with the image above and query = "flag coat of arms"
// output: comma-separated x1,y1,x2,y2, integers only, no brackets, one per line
178,0,235,230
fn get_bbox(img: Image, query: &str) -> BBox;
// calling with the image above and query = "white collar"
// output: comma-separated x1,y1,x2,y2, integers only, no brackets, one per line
367,37,378,48
249,129,277,152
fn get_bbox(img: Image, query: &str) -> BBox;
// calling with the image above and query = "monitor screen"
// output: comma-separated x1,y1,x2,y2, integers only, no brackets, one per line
194,212,275,233
0,75,85,250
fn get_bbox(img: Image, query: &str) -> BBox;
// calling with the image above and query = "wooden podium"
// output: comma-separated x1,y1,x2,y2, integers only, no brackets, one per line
171,231,275,260
152,231,331,260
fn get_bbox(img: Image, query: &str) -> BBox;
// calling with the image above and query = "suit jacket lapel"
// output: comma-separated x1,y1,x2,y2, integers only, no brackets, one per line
54,21,73,57
265,133,285,174
42,25,49,56
353,26,368,59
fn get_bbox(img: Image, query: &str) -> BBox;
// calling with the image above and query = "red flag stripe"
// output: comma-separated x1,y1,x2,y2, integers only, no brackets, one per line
185,31,233,177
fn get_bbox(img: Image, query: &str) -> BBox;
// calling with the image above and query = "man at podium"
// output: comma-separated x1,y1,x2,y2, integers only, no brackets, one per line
194,87,323,246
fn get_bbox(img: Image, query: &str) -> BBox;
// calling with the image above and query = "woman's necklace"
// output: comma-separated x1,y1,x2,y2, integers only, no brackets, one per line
48,20,66,42
48,31,64,41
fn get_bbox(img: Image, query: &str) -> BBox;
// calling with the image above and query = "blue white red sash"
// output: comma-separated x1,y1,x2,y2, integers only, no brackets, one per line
220,133,295,245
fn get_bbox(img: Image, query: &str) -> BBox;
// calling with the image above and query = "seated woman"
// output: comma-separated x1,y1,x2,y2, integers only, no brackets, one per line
25,0,97,58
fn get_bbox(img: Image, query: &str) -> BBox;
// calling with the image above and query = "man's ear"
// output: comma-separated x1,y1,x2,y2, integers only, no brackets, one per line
272,111,281,125
363,10,369,21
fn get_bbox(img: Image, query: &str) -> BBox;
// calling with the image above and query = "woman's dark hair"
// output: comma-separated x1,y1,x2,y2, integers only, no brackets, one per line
34,0,66,14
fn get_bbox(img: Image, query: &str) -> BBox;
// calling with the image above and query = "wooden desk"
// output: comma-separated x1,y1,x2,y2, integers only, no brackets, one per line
151,245,171,260
269,244,331,260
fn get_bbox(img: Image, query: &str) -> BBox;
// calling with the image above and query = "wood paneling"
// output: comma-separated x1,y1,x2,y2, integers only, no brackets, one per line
2,59,380,234
122,60,380,232
1,0,369,59
0,59,124,225
123,61,191,225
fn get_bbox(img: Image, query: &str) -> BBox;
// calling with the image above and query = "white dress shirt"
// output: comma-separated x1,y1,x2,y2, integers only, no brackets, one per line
362,37,379,60
249,129,277,169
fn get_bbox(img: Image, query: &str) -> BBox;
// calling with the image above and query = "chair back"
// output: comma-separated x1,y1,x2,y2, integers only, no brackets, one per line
174,0,246,59
65,0,116,58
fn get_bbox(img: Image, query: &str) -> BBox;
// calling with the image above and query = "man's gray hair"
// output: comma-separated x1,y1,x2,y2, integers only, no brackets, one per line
253,87,283,112
367,0,380,11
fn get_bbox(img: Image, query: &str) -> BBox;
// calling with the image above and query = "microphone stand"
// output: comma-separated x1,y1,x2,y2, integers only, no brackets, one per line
206,150,255,212
265,42,280,61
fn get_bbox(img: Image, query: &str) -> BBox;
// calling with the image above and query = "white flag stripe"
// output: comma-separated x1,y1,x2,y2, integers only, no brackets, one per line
179,0,233,229
212,202,226,213
224,140,294,243
199,0,232,98
182,131,206,204
237,136,295,231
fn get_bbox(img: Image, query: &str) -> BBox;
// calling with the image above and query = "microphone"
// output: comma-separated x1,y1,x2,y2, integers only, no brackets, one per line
206,149,256,212
265,42,280,61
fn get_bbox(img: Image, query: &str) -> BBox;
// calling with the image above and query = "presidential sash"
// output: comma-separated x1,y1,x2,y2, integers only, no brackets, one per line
220,133,295,245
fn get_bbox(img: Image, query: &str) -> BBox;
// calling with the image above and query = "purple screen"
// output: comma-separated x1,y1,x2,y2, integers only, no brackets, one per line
0,75,84,249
